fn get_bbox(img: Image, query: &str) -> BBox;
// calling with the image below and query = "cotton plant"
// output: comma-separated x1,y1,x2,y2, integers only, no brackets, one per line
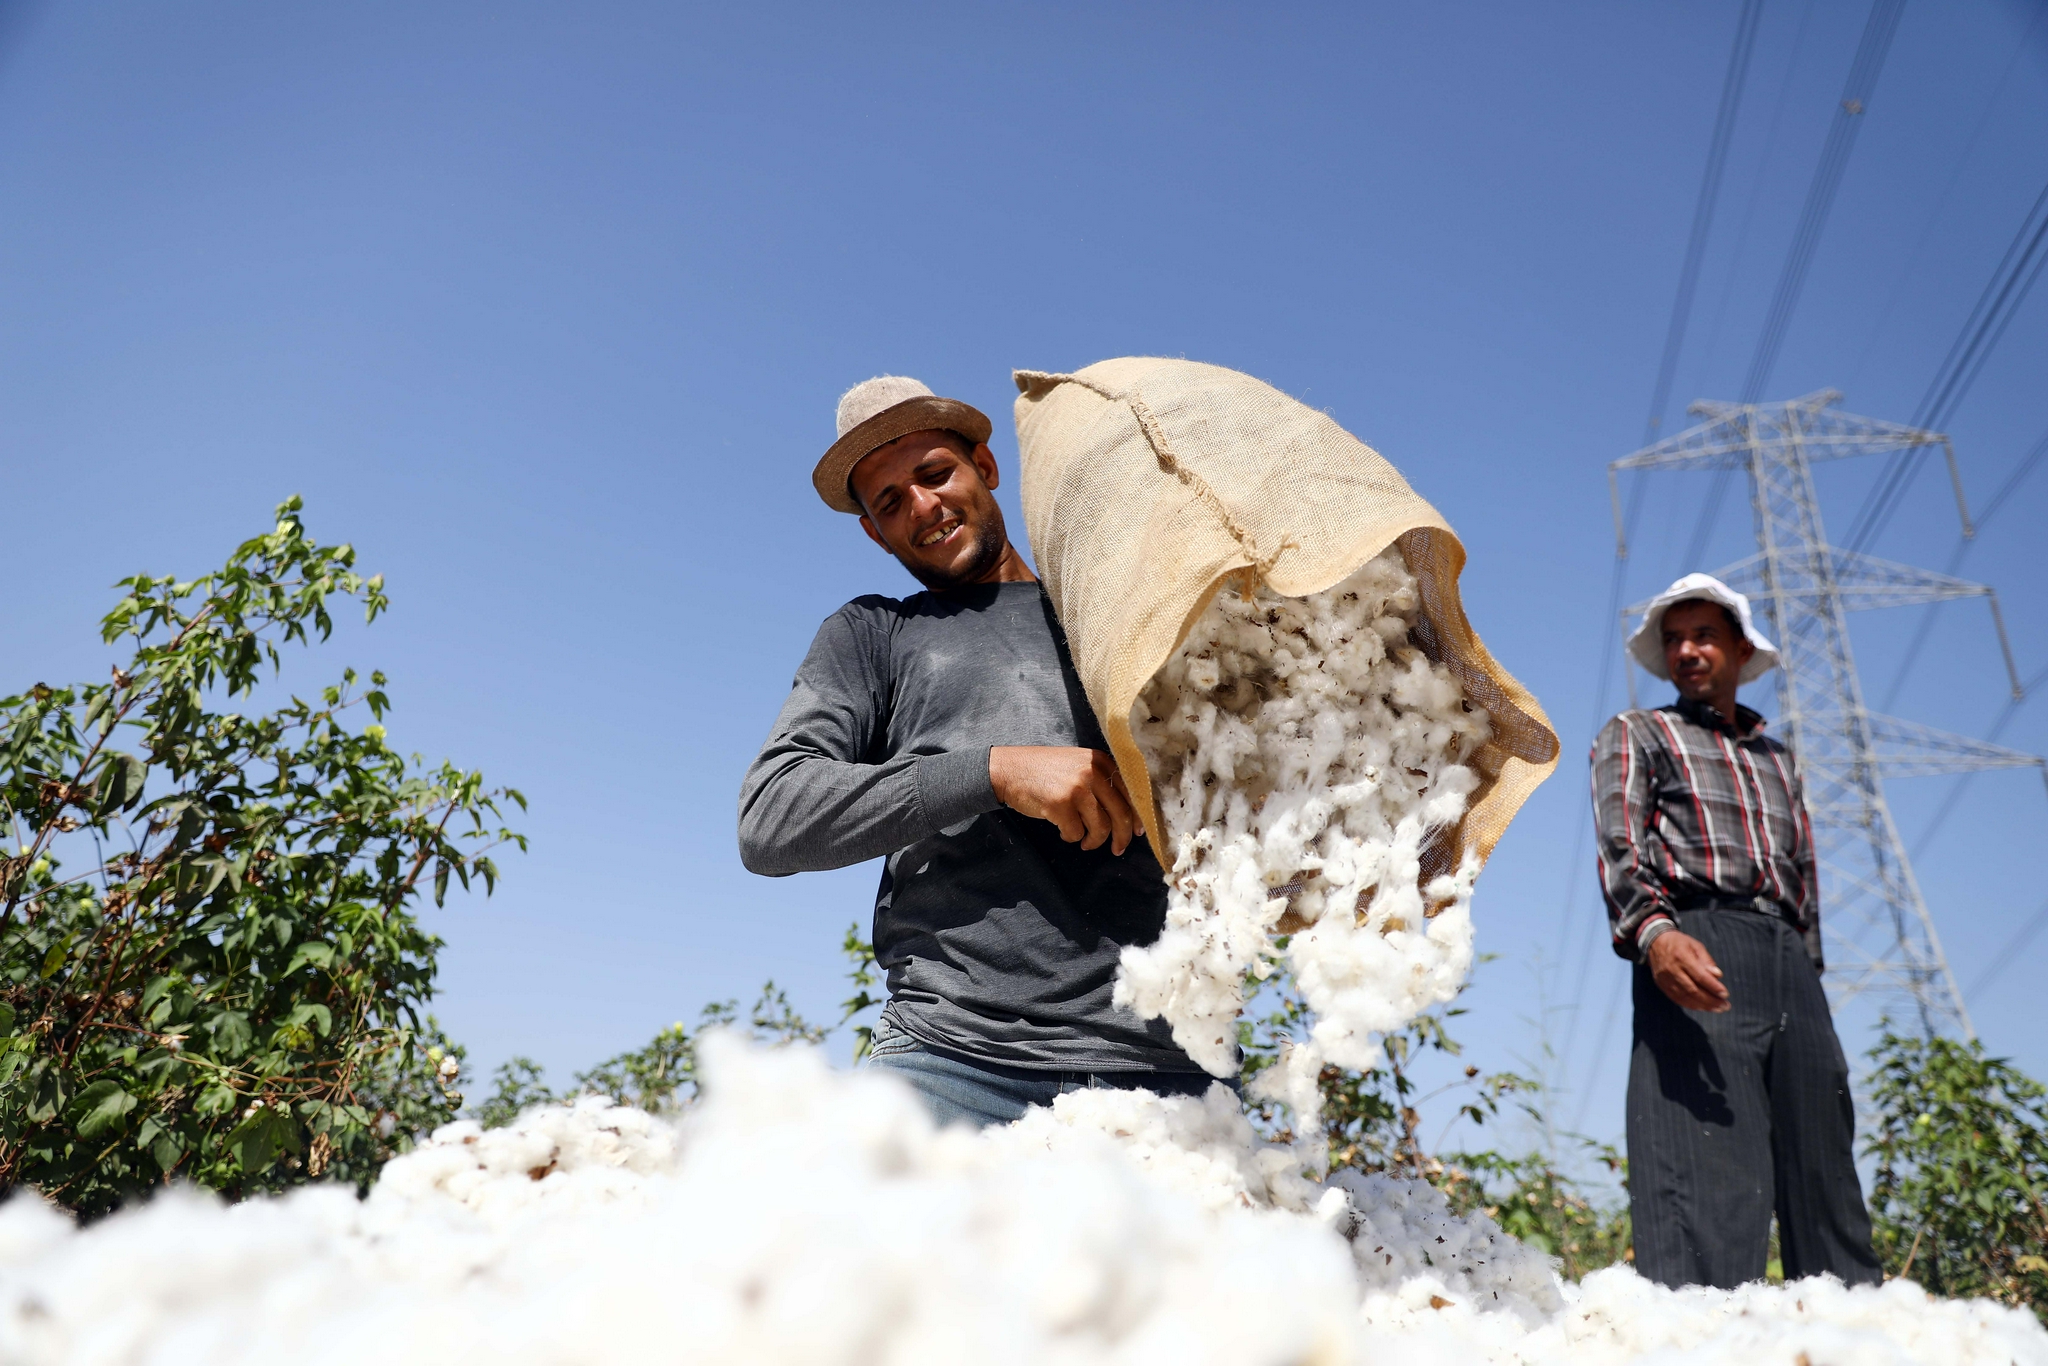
1121,547,1492,1136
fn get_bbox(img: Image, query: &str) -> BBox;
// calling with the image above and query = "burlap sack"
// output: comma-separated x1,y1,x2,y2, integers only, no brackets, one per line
1012,357,1559,882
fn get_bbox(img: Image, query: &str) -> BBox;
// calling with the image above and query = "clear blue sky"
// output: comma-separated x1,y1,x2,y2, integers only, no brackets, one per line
5,1,2044,1159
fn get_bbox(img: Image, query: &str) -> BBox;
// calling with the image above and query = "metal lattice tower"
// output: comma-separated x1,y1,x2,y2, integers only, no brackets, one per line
1609,391,2046,1038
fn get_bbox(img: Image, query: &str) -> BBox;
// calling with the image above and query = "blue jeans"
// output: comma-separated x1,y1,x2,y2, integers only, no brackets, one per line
863,1013,1231,1129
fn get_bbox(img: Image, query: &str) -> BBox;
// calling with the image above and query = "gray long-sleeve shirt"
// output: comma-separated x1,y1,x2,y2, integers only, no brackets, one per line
738,580,1200,1073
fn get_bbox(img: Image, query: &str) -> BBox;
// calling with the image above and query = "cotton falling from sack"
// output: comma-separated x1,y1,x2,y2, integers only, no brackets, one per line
4,1038,2041,1366
1121,547,1490,1122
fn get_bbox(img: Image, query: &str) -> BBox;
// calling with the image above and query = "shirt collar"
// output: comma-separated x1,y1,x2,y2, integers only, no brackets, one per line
1672,694,1767,739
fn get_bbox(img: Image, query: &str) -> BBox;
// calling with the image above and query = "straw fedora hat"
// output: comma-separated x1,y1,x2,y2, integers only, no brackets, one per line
812,375,993,515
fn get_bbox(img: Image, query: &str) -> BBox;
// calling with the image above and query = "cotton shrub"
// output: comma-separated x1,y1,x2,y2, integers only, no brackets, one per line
0,502,522,1215
1865,1028,2048,1312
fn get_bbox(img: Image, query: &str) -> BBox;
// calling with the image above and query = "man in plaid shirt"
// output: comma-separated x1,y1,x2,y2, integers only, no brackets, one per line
1593,573,1879,1290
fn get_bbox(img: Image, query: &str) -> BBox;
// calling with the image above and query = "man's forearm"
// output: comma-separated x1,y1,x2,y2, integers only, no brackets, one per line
1591,716,1674,961
737,746,997,876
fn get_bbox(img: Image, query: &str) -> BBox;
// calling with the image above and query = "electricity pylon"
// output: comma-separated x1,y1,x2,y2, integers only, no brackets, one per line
1608,391,2046,1038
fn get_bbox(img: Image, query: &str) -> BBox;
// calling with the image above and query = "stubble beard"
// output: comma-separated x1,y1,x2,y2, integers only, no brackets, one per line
897,494,1011,592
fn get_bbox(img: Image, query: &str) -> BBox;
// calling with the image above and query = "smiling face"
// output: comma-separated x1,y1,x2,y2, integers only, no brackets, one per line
1661,599,1755,712
849,429,1013,590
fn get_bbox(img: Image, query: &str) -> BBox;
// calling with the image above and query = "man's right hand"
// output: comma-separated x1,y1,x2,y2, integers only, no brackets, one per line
1647,930,1731,1013
989,747,1140,855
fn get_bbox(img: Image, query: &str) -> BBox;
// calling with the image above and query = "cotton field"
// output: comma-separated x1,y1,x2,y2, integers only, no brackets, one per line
4,550,2039,1366
1,1037,2038,1366
1121,548,1491,1129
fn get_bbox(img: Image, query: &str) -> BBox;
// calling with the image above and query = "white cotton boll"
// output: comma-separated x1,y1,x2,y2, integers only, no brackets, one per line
1516,1265,2048,1366
0,1038,2038,1365
1124,548,1495,1138
0,1041,1362,1366
0,1192,68,1267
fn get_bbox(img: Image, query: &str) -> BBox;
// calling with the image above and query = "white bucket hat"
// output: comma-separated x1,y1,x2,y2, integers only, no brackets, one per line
1626,572,1780,684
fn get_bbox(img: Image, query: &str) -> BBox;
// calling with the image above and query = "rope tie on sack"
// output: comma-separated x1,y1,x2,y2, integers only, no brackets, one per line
1015,370,1293,581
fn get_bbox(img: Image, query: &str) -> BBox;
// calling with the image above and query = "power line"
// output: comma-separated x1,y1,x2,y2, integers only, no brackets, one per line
1841,2,2046,392
1556,479,1649,1089
1879,423,2048,711
1739,0,1908,403
1641,0,1768,447
1914,183,2048,431
1844,179,2048,553
1976,424,2048,530
1907,659,2048,860
1611,0,1912,1100
1562,3,1766,1110
1677,0,1905,578
1969,895,2048,1000
1692,0,1823,386
1680,464,1734,575
1921,661,2048,1007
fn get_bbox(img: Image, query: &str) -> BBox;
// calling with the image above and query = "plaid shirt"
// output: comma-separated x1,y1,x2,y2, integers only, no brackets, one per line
1590,696,1822,968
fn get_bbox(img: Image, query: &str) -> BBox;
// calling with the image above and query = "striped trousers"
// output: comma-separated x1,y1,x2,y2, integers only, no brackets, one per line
1626,908,1882,1289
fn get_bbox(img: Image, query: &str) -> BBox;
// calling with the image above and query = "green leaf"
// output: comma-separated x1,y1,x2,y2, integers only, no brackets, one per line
93,752,149,813
25,1063,63,1123
195,1085,238,1117
151,1130,186,1175
208,1011,253,1057
140,974,178,1019
285,943,335,975
40,934,72,979
69,1080,138,1138
119,752,148,810
287,1003,333,1038
0,1001,15,1036
229,1105,301,1174
432,858,450,907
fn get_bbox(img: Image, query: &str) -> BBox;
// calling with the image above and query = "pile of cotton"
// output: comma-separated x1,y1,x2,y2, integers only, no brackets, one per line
1120,546,1492,1125
3,1038,2039,1366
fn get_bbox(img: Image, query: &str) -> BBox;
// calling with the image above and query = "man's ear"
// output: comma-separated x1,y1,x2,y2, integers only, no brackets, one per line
970,442,1001,491
858,515,891,552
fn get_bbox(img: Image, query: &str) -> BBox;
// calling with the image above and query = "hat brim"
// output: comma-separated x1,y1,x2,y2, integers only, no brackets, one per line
812,396,993,514
1626,600,1780,683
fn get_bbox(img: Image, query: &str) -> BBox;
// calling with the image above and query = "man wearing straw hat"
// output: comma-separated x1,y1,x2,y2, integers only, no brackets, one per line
1592,572,1880,1289
738,376,1213,1127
